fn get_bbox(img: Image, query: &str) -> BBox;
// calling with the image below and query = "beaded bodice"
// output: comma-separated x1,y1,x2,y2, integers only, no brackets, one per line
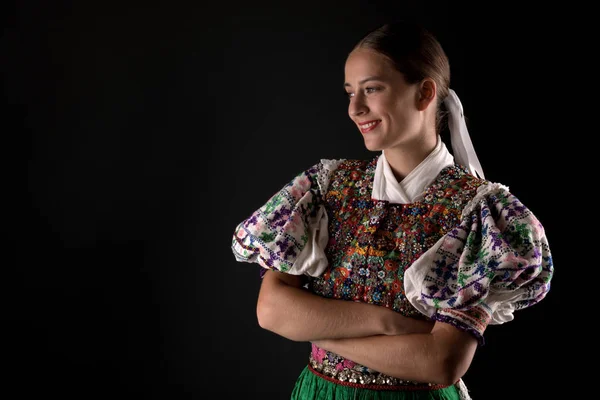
307,157,486,384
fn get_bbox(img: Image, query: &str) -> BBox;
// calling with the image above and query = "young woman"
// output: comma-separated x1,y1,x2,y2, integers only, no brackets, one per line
231,20,553,400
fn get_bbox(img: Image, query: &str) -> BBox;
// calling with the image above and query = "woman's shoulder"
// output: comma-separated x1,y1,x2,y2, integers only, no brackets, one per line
404,171,553,345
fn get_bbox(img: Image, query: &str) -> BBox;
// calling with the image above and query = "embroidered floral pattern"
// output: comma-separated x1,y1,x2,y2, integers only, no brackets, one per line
421,188,554,341
309,157,485,319
231,163,323,272
305,157,492,379
232,155,554,382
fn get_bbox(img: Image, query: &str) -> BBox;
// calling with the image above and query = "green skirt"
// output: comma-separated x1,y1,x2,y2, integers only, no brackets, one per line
291,366,463,400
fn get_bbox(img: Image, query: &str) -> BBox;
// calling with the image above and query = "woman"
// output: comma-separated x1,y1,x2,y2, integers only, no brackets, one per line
231,20,553,399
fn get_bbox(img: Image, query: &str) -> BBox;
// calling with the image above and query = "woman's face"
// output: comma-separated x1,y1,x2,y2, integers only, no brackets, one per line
344,48,424,152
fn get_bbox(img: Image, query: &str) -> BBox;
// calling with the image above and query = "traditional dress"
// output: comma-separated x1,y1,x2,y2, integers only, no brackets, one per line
231,138,553,399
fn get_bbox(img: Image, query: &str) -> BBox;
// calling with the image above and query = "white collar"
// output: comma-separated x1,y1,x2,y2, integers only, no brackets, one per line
372,136,455,204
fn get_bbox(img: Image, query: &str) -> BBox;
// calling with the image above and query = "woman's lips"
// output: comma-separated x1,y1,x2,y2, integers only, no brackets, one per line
359,120,381,134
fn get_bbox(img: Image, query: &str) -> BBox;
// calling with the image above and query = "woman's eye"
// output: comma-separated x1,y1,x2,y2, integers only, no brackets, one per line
345,87,379,99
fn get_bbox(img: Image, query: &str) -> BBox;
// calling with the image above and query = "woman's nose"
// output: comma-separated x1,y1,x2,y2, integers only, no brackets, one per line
349,96,368,117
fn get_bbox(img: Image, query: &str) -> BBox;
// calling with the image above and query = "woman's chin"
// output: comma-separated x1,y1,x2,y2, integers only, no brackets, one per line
363,141,383,152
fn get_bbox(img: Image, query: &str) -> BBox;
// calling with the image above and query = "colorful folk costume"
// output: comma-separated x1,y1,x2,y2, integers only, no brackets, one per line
231,91,553,399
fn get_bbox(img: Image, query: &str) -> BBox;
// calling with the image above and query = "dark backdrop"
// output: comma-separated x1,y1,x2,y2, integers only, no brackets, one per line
5,1,580,399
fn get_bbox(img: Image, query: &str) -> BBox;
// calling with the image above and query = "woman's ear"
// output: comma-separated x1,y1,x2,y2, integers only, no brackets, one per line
416,79,437,111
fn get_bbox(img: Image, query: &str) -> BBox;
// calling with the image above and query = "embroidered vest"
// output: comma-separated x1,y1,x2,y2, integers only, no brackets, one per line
306,157,486,388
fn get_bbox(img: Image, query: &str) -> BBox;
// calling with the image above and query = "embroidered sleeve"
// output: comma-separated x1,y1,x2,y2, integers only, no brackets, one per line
231,159,343,276
404,183,554,345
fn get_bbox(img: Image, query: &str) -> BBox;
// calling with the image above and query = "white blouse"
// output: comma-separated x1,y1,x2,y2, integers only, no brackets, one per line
232,135,553,329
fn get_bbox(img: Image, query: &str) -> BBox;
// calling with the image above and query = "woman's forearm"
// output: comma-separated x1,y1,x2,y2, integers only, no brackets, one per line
312,323,477,385
257,270,433,342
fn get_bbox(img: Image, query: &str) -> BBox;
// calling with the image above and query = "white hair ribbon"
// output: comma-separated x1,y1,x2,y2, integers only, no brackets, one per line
443,89,485,180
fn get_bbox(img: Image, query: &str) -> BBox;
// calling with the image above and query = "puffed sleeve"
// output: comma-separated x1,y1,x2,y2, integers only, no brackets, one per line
404,182,554,345
231,159,344,276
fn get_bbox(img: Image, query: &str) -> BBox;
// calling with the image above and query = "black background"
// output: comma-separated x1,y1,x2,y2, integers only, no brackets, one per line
5,1,582,399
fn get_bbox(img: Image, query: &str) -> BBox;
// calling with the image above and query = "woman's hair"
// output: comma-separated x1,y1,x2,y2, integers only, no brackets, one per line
354,21,450,132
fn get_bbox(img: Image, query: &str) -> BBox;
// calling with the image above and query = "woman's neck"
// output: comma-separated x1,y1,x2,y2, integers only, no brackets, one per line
383,133,438,182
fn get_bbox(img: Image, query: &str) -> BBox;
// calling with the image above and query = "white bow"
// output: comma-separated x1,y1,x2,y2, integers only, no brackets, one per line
444,89,485,179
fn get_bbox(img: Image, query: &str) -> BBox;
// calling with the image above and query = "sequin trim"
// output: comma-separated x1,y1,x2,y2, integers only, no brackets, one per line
308,354,450,391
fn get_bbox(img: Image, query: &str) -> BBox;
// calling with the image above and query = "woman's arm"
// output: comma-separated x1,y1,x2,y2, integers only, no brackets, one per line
257,270,434,342
312,322,478,385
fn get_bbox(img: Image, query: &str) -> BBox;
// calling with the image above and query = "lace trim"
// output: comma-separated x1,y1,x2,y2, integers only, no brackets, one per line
461,182,509,217
317,159,345,194
456,378,473,400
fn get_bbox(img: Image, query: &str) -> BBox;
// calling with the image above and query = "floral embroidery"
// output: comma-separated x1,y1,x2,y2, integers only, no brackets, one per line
421,189,553,341
231,164,323,272
302,157,491,375
232,154,553,377
309,157,485,318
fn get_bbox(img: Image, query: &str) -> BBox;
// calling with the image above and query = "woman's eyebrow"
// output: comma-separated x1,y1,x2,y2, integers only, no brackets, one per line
343,76,384,88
